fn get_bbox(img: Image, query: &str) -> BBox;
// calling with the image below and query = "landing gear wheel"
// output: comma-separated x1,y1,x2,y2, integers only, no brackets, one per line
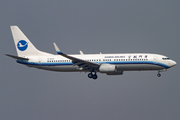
157,73,161,77
88,73,93,78
92,74,98,80
88,70,98,79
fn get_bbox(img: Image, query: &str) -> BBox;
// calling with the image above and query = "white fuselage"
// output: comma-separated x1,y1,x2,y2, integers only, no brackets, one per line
7,26,177,79
16,53,176,73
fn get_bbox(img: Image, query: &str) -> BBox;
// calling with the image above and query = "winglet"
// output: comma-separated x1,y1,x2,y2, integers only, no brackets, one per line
53,43,62,54
79,50,84,55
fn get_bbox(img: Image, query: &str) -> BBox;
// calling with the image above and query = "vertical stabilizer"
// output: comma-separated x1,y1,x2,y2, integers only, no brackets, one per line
10,26,50,57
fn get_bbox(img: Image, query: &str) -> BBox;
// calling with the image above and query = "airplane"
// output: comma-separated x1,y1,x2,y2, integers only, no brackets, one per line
5,26,176,79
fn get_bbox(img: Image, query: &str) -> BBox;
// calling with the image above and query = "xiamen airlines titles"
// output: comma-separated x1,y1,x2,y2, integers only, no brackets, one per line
6,26,176,79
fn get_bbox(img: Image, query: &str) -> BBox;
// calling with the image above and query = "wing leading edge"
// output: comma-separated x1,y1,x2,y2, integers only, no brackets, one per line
53,43,100,71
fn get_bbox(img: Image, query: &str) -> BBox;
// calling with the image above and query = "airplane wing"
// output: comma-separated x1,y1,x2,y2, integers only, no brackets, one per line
53,43,100,71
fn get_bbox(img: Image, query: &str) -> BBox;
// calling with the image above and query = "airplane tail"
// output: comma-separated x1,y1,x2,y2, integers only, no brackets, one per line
10,26,50,57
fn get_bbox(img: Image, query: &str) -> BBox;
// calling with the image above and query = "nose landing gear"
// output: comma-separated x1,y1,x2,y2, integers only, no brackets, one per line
157,71,161,77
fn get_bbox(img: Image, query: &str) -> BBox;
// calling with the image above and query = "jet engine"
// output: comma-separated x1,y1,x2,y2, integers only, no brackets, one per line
99,64,123,75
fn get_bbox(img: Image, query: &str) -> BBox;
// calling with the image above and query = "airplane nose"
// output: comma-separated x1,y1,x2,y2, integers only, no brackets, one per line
170,60,177,67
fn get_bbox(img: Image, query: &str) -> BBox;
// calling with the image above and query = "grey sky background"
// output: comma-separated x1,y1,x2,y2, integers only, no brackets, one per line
1,0,180,120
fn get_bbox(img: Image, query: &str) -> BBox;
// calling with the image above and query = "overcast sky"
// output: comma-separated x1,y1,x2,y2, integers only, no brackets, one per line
1,0,180,120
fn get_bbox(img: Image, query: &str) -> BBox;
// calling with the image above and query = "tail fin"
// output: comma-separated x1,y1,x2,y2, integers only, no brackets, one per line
10,26,50,57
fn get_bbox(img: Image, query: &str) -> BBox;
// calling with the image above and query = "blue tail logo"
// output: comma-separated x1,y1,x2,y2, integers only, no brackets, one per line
17,40,28,51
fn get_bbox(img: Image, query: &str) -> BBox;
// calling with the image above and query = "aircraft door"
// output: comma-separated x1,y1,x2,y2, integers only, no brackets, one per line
153,56,158,64
38,58,42,65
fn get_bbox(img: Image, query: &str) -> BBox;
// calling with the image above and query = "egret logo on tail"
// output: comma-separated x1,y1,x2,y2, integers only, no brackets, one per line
17,40,28,51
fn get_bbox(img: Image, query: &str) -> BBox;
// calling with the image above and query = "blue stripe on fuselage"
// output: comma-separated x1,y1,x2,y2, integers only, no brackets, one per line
16,60,170,68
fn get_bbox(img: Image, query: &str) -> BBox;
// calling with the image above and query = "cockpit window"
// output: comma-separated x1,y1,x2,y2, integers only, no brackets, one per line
162,58,170,60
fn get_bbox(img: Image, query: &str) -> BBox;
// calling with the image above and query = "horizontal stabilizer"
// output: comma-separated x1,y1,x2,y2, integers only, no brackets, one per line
5,54,29,61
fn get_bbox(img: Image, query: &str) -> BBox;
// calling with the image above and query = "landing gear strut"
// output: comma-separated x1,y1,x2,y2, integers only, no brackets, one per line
88,71,98,80
157,71,161,77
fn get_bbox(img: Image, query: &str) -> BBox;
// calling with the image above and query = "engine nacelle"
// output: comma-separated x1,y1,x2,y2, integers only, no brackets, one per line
99,64,116,73
99,64,123,75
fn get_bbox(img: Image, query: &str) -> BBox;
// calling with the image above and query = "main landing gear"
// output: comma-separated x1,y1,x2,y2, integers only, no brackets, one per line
157,71,161,77
88,71,98,80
